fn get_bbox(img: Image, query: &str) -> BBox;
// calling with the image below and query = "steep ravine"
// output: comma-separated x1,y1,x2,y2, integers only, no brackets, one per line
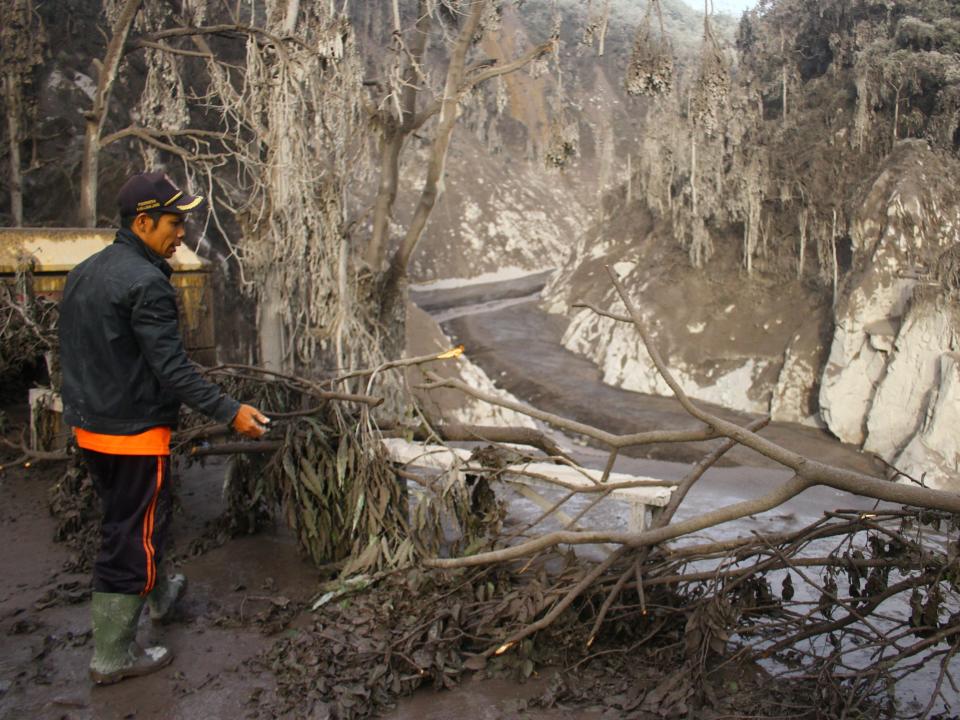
534,0,960,489
543,140,960,489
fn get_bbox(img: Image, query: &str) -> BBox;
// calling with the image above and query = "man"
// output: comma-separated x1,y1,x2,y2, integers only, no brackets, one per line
58,171,268,685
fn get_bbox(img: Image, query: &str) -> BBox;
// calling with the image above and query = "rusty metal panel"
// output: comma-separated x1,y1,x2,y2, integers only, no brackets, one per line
170,271,217,362
3,269,217,364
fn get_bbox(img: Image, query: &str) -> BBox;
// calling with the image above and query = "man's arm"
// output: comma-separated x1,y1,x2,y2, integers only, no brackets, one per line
129,275,266,437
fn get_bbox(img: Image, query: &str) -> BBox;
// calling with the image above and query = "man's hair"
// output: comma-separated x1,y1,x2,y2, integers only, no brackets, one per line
120,210,164,230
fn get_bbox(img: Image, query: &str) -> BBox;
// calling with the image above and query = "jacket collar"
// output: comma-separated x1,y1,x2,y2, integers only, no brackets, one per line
114,228,173,278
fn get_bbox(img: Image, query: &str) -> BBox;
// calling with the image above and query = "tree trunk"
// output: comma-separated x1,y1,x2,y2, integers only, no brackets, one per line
831,208,839,307
78,119,101,228
78,0,143,227
893,84,901,144
797,208,807,280
626,152,632,206
690,133,697,216
597,0,611,56
258,266,287,371
391,1,486,277
366,130,405,269
3,72,23,226
365,0,431,271
781,26,788,124
281,0,300,34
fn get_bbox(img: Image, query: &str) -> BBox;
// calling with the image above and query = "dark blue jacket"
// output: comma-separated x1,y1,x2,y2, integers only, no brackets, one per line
59,229,239,434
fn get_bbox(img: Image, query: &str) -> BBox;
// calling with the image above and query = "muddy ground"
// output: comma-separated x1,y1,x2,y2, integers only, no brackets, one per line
0,455,301,720
0,452,620,720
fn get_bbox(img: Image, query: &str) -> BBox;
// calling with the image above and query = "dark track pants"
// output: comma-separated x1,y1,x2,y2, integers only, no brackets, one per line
81,449,172,596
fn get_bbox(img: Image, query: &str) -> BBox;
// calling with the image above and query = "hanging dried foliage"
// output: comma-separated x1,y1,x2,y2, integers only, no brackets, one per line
936,243,960,295
688,216,713,268
624,0,674,98
578,0,612,56
690,4,730,137
201,5,371,374
130,1,189,141
476,0,503,40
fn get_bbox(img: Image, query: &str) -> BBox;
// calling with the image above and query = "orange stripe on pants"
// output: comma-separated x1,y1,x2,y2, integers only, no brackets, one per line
140,457,163,596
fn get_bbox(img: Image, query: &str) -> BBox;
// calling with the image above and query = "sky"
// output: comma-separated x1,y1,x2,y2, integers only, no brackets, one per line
683,0,757,16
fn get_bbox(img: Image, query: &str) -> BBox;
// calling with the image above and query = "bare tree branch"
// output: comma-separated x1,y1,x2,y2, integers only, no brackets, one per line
410,39,555,131
100,125,230,148
129,39,213,58
420,371,721,448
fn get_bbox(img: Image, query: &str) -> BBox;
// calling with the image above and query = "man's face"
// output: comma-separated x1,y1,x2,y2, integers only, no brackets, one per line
135,213,186,259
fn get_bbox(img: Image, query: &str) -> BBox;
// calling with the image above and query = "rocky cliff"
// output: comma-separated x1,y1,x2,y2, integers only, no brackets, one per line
820,141,960,488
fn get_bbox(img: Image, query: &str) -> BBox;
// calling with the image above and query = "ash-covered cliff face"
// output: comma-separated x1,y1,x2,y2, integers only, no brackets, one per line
544,0,960,487
821,141,960,488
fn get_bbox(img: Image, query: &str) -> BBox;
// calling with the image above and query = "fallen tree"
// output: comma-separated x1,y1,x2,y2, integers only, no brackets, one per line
344,267,959,718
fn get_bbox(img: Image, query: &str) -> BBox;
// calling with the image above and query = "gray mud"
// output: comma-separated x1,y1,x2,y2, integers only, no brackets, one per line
0,459,318,720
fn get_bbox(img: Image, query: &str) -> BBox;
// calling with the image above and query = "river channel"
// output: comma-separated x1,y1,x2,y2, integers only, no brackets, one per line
411,272,883,532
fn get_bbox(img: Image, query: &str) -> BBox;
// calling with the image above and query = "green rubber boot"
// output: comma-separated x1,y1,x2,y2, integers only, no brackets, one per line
147,573,187,623
89,592,173,685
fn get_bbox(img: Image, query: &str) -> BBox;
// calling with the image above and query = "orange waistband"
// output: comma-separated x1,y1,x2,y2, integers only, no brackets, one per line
74,427,171,456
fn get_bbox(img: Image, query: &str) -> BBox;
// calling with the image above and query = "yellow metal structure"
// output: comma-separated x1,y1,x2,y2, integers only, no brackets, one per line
0,228,216,365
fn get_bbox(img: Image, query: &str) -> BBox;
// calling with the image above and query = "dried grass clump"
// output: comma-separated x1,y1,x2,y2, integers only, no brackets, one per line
936,243,960,295
625,46,674,98
624,1,673,98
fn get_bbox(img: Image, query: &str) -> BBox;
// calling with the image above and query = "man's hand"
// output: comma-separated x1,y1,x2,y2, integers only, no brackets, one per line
232,404,270,439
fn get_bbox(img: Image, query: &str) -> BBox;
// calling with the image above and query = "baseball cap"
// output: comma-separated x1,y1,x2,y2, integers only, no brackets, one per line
117,171,207,217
